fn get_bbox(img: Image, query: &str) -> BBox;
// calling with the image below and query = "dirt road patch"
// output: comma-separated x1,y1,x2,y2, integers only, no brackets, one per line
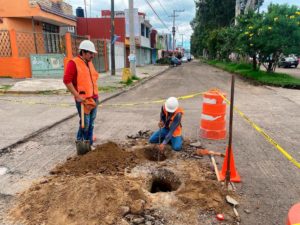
8,141,238,225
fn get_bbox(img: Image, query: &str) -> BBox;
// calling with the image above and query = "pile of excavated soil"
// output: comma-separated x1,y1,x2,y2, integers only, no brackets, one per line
51,142,140,176
9,175,145,225
8,141,238,225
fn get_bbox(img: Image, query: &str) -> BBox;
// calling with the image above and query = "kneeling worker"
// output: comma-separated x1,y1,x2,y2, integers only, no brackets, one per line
149,97,184,152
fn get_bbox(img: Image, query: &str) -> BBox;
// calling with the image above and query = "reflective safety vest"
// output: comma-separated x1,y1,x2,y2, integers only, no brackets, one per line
163,107,184,137
73,56,99,98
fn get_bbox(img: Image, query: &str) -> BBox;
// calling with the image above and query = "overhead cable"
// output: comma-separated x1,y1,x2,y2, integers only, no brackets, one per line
156,0,169,17
144,0,169,30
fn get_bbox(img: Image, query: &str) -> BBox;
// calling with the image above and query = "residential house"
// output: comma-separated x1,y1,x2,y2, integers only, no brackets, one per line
76,9,153,69
76,10,126,71
0,0,76,78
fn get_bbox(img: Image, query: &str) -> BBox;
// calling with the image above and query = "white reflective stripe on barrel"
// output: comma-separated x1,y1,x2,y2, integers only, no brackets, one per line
203,97,216,104
201,114,221,121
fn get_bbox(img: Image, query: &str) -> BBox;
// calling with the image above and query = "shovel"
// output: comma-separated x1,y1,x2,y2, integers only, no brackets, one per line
76,102,91,155
195,149,225,157
157,127,162,161
226,195,240,220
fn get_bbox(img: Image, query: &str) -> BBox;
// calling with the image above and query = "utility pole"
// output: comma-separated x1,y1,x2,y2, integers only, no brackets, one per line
84,0,89,34
169,10,184,55
110,0,116,75
235,0,241,25
180,34,184,48
129,0,136,76
90,0,92,17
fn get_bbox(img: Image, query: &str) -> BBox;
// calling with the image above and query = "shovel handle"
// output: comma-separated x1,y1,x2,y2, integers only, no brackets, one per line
81,102,85,129
211,155,221,182
233,207,239,217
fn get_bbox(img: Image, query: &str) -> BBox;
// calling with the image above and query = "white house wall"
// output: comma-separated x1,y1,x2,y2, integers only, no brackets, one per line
107,42,125,70
141,36,150,48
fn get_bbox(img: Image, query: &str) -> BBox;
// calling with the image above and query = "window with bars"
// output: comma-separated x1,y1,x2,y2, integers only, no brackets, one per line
42,23,61,53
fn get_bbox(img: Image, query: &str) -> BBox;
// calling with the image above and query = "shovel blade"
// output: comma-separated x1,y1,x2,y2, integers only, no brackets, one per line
226,195,239,206
76,140,91,155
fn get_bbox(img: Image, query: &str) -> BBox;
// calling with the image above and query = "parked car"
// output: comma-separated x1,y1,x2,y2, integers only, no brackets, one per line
278,57,299,68
171,56,181,66
181,56,188,63
184,53,192,62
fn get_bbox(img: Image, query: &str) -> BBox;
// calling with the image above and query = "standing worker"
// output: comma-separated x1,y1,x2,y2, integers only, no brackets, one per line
63,40,99,150
149,97,184,152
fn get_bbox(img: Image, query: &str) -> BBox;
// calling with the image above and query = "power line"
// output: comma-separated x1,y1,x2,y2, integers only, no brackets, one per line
156,0,169,18
144,0,169,30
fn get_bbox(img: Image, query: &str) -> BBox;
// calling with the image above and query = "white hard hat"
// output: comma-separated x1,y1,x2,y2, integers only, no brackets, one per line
165,97,179,113
79,40,97,53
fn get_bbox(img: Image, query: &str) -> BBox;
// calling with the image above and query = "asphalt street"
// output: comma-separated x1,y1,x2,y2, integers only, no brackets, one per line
0,61,299,224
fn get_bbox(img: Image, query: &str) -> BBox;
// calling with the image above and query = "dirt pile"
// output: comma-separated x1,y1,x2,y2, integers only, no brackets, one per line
8,140,238,225
9,175,145,225
51,142,139,176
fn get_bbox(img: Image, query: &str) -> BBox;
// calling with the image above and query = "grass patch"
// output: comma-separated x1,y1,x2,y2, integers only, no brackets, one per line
120,78,134,86
0,85,12,91
37,90,68,95
132,75,140,81
207,60,300,89
119,76,140,86
98,86,118,93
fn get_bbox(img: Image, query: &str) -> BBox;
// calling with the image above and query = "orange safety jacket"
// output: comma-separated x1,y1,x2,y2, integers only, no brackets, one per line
162,106,184,137
72,56,99,99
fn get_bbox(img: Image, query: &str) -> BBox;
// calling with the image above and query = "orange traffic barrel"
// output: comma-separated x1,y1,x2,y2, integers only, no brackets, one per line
287,203,300,225
200,89,227,140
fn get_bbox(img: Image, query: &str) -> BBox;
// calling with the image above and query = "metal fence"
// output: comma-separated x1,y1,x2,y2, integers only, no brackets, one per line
16,31,65,57
91,39,106,72
71,34,87,56
0,30,12,57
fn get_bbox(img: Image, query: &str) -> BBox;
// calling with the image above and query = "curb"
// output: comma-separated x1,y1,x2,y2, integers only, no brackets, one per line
0,66,171,155
0,89,68,95
0,67,171,95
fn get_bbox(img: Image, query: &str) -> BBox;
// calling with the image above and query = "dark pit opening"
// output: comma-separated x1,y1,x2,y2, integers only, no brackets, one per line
150,169,181,193
144,147,167,161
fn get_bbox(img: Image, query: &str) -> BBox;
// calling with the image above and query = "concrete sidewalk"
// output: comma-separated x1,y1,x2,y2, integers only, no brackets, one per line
0,64,169,151
0,65,169,93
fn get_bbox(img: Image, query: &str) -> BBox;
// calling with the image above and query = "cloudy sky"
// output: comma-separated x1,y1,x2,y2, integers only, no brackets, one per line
67,0,299,49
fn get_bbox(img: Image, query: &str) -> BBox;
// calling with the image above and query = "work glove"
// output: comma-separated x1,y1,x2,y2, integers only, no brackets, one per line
158,121,164,128
158,143,165,153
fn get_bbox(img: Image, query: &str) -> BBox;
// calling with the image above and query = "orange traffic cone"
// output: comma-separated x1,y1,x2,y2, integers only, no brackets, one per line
286,203,300,225
219,146,241,183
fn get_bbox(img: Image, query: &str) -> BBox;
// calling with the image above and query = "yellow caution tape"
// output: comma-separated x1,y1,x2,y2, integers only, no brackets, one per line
0,91,205,108
218,92,300,169
100,91,205,108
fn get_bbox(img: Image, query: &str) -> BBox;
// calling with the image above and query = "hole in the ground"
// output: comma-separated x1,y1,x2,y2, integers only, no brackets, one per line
150,169,181,193
144,147,167,161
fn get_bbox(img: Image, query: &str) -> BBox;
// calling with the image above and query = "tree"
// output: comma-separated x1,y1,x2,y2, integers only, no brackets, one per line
191,0,236,57
205,27,239,60
237,4,300,72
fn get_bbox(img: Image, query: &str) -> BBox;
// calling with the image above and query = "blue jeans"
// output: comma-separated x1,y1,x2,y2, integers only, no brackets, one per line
75,99,98,145
149,127,183,151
